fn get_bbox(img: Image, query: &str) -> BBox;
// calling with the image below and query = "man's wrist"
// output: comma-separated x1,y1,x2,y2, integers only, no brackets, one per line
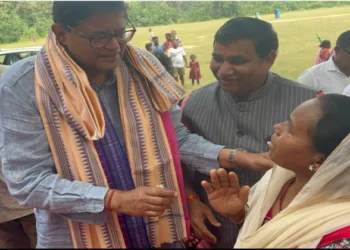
104,189,123,212
218,148,231,168
104,189,113,210
232,150,246,169
218,148,245,169
228,148,244,168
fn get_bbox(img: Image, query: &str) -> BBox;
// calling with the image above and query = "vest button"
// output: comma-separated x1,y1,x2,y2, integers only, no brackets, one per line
236,131,245,137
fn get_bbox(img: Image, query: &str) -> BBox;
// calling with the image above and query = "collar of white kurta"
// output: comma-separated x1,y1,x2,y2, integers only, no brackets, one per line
325,56,346,75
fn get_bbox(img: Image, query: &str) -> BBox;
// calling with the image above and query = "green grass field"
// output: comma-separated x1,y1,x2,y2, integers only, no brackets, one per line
1,6,350,93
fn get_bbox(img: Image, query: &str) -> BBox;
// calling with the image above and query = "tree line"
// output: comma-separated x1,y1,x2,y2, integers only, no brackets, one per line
1,1,349,44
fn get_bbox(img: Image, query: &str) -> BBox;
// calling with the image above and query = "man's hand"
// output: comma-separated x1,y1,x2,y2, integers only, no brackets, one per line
218,148,273,172
188,198,221,244
107,187,177,217
261,150,272,160
235,151,273,172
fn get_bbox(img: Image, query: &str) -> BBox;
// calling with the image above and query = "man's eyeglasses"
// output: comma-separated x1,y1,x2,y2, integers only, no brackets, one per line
66,17,136,48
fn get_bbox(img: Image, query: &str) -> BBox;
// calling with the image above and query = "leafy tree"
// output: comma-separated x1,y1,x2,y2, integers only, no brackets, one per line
0,10,26,43
1,1,350,44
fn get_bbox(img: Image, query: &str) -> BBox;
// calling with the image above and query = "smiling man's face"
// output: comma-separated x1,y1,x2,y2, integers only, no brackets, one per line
210,40,275,96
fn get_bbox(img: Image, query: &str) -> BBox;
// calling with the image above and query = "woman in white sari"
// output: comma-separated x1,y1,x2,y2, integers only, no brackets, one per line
202,94,350,248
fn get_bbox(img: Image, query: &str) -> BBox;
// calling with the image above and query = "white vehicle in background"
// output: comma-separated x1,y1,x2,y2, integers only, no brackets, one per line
0,46,42,76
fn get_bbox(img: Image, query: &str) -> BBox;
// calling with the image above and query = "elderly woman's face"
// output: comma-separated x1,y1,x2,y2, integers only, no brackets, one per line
269,99,323,173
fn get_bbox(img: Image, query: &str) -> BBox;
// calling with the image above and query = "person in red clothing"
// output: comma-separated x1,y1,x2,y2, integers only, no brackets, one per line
163,33,173,55
189,54,201,86
314,40,332,65
201,94,350,248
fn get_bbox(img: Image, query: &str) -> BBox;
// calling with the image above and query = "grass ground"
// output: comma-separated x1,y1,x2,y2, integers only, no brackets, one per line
1,6,349,93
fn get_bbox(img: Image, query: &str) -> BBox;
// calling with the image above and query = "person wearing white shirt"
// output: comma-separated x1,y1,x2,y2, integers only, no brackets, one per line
297,30,350,94
168,40,188,86
171,30,182,47
148,27,155,42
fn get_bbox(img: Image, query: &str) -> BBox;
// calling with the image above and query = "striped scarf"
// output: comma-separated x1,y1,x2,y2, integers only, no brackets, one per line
34,31,189,248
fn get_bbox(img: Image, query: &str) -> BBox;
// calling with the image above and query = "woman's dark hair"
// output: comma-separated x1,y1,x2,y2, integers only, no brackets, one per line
53,1,126,27
320,40,331,49
214,17,278,59
313,94,350,156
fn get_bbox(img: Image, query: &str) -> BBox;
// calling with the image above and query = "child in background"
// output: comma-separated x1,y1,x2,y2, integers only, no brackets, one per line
145,43,153,53
189,54,201,86
148,27,155,42
314,40,331,65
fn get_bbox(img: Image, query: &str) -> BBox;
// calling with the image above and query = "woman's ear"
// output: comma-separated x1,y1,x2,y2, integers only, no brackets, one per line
312,153,326,172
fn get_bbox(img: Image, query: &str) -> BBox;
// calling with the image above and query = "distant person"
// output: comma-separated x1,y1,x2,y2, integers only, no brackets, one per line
149,38,172,74
152,36,164,53
148,27,155,42
145,42,153,53
154,51,173,75
31,34,36,42
274,8,280,19
330,47,336,57
146,41,173,76
298,30,350,94
171,30,182,47
163,33,173,55
314,40,331,65
189,54,201,86
168,40,188,86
